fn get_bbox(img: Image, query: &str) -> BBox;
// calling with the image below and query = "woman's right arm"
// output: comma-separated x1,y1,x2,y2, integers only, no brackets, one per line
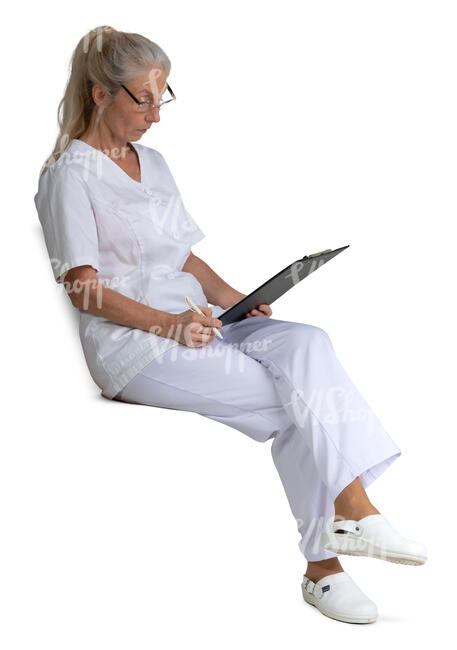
62,265,222,347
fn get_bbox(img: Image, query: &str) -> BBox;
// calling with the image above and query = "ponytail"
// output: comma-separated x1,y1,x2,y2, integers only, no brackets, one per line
40,25,171,176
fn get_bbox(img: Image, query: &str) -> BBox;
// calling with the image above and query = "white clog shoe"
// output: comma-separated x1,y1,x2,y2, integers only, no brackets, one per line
301,571,377,624
321,514,427,565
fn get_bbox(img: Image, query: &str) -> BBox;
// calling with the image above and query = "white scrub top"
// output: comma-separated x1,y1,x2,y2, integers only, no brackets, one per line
34,138,225,399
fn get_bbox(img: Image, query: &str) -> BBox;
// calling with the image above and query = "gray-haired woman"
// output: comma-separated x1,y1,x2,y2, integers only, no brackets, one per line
34,25,427,625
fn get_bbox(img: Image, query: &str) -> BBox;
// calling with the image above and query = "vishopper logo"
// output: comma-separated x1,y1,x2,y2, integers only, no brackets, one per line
296,515,329,558
143,65,167,106
63,276,128,309
148,324,274,373
322,514,392,561
50,259,127,307
284,257,325,286
146,193,201,240
83,26,106,53
45,132,131,181
42,133,74,171
275,382,380,435
45,132,93,173
296,513,383,560
72,138,130,182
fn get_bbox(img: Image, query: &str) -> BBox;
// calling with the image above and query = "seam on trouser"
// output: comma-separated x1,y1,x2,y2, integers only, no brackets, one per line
255,357,357,478
123,369,291,436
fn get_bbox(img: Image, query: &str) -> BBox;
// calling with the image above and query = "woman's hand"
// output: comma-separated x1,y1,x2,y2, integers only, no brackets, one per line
228,292,272,319
245,303,272,318
168,307,222,347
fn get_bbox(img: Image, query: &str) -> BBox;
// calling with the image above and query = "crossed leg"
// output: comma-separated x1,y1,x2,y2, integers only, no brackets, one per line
114,315,401,572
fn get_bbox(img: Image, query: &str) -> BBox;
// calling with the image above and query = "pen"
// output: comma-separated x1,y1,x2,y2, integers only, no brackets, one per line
185,295,223,340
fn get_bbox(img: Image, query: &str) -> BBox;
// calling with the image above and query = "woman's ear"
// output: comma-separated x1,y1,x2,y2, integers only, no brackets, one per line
91,83,112,108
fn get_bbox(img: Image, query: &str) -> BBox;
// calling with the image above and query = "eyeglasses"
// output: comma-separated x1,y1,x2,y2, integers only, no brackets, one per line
121,83,176,112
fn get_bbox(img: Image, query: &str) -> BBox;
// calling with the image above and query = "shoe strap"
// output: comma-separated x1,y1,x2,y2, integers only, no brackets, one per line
304,577,315,594
332,519,362,535
303,577,329,600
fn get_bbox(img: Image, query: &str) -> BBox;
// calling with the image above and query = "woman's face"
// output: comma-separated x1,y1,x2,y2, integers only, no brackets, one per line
94,65,168,142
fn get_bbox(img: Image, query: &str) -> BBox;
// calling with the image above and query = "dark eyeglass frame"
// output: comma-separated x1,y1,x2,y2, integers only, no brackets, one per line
121,83,176,110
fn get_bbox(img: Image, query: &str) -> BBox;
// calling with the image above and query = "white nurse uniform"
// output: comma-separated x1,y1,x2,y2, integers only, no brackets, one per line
34,138,224,399
34,138,402,561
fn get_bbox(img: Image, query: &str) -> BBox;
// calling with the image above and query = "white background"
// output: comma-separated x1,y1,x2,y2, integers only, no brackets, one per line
1,0,456,646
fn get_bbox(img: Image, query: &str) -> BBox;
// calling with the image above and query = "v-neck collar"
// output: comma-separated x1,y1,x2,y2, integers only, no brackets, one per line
71,139,144,186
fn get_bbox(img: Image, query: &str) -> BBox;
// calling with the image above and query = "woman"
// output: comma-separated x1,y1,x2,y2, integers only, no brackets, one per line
34,25,427,625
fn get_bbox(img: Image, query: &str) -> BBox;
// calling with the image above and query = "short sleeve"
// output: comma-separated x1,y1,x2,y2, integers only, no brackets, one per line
155,150,206,247
34,165,100,284
181,204,205,246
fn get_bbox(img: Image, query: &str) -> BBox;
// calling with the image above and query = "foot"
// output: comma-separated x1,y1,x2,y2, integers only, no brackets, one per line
322,513,428,565
301,571,377,624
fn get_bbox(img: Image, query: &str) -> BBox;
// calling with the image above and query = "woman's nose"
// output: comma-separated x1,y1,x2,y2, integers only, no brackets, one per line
150,106,160,122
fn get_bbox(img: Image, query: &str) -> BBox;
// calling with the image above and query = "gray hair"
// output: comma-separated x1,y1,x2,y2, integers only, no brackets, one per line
40,25,171,175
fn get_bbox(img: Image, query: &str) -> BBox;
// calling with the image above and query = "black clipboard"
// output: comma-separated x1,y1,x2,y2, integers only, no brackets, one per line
218,245,350,325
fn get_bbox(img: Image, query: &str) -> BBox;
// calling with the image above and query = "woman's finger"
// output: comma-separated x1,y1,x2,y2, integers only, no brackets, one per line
245,303,272,318
250,304,272,317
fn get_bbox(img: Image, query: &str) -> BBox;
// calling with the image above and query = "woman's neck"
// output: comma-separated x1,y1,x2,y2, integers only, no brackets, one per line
78,122,130,160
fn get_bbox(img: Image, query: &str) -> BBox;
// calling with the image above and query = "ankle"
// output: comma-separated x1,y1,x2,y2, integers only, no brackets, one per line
305,566,344,582
305,559,344,582
334,504,380,522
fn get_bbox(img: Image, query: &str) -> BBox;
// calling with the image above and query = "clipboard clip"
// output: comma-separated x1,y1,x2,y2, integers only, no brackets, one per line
306,248,333,259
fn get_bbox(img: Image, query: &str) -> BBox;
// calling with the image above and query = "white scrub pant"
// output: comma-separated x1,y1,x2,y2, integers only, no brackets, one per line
114,316,402,562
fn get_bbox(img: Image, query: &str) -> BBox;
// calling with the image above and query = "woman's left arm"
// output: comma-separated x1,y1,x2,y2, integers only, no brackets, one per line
182,252,272,317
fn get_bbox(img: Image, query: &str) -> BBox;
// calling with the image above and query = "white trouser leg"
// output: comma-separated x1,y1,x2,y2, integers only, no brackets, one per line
222,317,402,500
114,316,401,562
269,422,340,561
222,316,402,560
